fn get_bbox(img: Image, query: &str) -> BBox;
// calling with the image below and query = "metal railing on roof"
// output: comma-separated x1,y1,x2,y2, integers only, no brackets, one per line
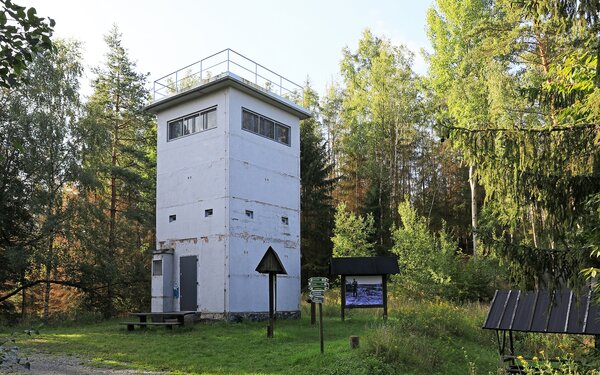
152,49,304,102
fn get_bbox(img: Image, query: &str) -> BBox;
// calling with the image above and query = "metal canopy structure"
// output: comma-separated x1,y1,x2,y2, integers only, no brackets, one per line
483,289,600,335
483,289,600,360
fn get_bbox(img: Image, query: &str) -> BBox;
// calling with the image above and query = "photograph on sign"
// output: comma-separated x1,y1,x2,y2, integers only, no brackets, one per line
344,275,383,306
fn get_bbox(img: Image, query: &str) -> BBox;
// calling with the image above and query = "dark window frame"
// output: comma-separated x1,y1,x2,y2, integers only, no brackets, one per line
152,259,163,276
167,106,217,141
241,108,291,146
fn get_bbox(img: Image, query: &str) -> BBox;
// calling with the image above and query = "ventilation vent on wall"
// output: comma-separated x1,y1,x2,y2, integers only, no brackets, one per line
245,210,254,219
169,214,177,222
205,209,213,217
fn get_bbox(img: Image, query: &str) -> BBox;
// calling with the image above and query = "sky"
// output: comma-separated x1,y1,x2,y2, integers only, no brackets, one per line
27,0,434,98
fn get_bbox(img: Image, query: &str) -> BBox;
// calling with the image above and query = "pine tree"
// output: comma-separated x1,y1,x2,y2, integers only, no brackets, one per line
299,84,335,281
76,26,155,318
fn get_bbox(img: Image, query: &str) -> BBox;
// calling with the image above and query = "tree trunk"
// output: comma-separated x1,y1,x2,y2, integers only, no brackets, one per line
534,28,558,127
21,271,26,319
43,237,53,323
469,165,478,258
530,204,538,248
106,89,121,319
44,173,56,323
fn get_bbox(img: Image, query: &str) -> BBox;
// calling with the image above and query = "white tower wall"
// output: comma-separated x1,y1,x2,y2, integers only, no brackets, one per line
227,89,300,314
149,75,307,319
153,91,229,315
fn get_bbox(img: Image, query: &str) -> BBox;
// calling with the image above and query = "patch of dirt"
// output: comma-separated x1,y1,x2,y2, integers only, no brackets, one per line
1,351,170,375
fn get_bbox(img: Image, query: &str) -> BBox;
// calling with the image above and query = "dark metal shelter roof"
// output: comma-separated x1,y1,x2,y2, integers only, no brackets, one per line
330,256,400,276
483,289,600,335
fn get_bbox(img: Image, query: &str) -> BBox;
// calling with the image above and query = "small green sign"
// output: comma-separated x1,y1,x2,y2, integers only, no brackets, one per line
309,277,330,292
311,296,325,304
308,276,329,305
309,291,325,300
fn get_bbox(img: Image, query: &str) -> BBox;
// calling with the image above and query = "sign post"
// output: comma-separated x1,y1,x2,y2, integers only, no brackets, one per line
308,277,329,353
255,246,287,338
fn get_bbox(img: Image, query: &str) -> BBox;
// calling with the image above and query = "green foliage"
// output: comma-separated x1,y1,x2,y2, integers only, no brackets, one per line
332,202,375,257
362,300,498,374
0,0,55,88
324,355,395,375
509,332,600,374
299,84,336,282
391,199,501,301
426,0,600,288
335,29,427,250
515,353,600,375
8,299,503,375
75,25,155,318
581,193,600,282
0,40,83,318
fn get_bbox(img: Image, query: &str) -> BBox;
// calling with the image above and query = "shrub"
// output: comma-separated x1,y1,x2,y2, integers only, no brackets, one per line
332,203,375,257
516,352,600,375
362,300,497,374
391,199,503,302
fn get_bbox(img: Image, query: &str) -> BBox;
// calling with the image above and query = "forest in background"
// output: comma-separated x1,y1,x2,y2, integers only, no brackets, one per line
0,0,598,322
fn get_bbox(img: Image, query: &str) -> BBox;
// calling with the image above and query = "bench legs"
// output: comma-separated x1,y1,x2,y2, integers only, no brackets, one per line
123,323,176,331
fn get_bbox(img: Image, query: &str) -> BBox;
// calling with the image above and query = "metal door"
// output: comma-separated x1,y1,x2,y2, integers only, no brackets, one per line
179,256,197,311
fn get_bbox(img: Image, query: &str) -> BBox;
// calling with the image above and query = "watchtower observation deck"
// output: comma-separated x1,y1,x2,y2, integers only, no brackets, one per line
148,49,308,119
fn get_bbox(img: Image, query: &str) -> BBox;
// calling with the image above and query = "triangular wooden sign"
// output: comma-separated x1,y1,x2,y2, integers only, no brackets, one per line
255,246,287,275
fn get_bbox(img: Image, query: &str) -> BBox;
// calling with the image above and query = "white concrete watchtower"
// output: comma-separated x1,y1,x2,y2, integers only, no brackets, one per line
146,49,309,320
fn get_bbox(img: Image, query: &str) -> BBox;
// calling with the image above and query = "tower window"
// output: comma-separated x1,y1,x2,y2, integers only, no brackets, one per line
169,214,177,222
242,108,290,146
205,209,213,217
152,260,163,276
245,210,254,219
168,106,217,141
281,216,289,225
242,110,259,133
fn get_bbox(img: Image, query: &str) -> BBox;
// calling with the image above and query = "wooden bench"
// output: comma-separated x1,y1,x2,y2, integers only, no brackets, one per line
121,311,197,331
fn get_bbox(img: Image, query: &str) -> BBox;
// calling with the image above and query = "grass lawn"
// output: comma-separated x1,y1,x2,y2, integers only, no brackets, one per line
5,300,502,375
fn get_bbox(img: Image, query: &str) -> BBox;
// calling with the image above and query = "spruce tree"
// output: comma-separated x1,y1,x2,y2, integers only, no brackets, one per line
76,26,155,318
300,85,335,281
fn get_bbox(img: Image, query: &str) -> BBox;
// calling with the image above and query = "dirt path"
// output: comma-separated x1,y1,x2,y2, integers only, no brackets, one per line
1,351,169,375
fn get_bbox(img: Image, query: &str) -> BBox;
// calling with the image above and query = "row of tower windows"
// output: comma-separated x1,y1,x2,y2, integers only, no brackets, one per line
166,107,291,146
168,106,217,141
242,108,290,146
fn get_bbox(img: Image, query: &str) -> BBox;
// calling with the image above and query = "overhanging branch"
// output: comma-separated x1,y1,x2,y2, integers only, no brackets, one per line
443,123,599,133
0,279,91,303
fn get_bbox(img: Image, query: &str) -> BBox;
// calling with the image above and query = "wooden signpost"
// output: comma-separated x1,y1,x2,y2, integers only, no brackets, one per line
255,246,287,338
308,277,329,353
